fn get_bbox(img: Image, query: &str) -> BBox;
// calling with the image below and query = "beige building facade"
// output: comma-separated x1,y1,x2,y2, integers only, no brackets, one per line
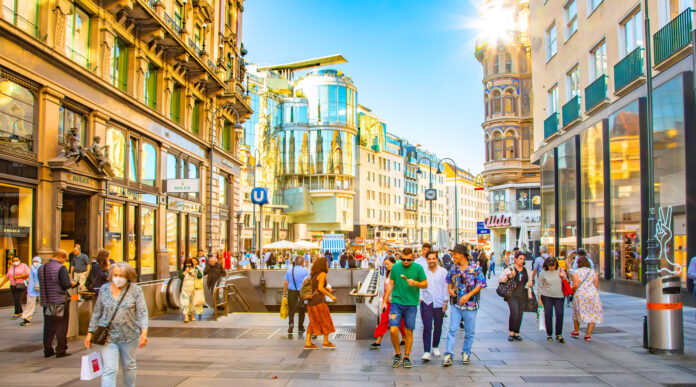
443,164,487,245
0,0,251,297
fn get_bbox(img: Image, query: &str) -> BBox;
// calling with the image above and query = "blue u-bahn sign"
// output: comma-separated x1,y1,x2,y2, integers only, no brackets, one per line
251,187,269,205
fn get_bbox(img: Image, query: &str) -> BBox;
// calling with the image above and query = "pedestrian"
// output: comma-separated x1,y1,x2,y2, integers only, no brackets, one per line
442,251,452,271
20,256,41,326
571,255,603,341
179,257,203,323
266,252,278,269
414,242,431,269
531,245,551,287
370,256,406,349
85,261,148,387
204,254,225,290
88,250,110,295
305,257,337,349
68,244,90,292
283,256,309,333
498,252,532,341
538,257,567,343
478,251,489,278
347,253,358,268
502,250,510,269
39,249,77,358
420,251,448,361
249,251,258,269
1,255,30,319
442,244,486,366
489,253,496,278
381,248,428,369
339,250,348,269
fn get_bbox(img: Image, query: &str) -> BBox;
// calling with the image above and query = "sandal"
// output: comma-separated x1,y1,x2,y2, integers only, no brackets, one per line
547,336,553,341
584,336,592,342
570,331,579,338
304,344,320,350
556,335,566,344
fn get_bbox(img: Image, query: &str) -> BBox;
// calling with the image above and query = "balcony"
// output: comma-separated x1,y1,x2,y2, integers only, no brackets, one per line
584,74,608,113
614,47,645,94
544,112,559,139
653,8,693,66
562,95,580,127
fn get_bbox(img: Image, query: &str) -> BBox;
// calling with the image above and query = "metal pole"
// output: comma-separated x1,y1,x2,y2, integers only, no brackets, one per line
252,164,257,256
429,164,433,246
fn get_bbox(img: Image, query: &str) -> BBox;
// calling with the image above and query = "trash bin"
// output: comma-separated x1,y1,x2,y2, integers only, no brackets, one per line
647,275,684,353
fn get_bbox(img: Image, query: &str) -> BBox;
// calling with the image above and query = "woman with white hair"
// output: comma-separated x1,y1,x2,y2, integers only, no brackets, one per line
20,256,41,326
85,262,148,387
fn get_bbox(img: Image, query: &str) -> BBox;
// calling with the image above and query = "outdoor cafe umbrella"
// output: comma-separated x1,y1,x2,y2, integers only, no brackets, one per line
263,240,300,250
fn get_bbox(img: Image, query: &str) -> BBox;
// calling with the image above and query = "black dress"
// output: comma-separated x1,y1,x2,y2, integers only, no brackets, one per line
507,267,529,334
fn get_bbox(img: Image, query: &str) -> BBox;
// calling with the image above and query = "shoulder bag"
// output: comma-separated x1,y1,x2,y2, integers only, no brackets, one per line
91,284,131,345
560,269,573,296
496,269,518,299
42,265,66,318
13,266,26,290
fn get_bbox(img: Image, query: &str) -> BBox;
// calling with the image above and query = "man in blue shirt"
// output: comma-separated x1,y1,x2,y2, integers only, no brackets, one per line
283,256,309,333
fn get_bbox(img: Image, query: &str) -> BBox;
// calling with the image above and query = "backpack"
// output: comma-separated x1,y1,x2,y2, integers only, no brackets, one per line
85,263,95,292
300,276,314,300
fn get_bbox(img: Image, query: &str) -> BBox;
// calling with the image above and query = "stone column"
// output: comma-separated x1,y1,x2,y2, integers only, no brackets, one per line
135,50,148,102
99,27,116,82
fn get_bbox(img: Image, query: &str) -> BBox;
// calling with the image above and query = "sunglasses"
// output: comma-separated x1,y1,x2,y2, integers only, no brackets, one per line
401,258,413,262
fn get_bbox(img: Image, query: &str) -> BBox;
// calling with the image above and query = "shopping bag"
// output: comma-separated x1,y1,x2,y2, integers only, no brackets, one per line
193,289,205,307
537,306,545,331
80,351,103,380
280,296,289,319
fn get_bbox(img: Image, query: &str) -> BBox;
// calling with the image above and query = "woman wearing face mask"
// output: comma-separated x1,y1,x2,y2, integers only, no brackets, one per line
179,257,203,322
85,262,148,387
19,257,41,326
1,256,30,319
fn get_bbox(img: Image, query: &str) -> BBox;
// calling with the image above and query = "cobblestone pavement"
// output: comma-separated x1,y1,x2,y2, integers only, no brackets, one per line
0,287,694,386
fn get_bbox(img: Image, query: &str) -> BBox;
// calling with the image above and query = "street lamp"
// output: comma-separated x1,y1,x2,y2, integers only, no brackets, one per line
437,158,459,245
209,105,243,262
416,156,438,245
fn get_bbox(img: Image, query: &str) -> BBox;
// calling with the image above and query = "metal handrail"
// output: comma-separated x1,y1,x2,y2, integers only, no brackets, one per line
226,283,251,312
212,284,228,321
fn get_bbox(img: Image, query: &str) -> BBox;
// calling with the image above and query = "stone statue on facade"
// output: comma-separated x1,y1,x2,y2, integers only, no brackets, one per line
63,127,84,164
89,136,111,171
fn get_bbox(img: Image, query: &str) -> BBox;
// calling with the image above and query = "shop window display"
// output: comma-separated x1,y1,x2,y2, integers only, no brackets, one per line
141,142,157,186
0,184,33,285
609,101,642,281
166,211,178,273
188,216,199,259
104,201,124,263
558,138,577,253
127,205,136,269
140,207,155,275
0,76,35,153
106,128,126,178
540,150,555,255
581,121,605,275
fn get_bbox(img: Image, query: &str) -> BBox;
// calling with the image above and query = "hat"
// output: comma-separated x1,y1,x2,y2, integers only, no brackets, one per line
32,256,41,264
449,244,469,255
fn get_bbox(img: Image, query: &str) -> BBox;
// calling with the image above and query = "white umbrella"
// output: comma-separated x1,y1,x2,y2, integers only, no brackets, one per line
263,240,300,249
294,240,319,250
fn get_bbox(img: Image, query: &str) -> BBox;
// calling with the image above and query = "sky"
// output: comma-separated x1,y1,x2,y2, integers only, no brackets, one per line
242,0,485,173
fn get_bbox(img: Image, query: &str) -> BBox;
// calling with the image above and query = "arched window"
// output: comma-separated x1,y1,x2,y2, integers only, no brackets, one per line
491,90,502,115
0,77,35,152
493,53,500,74
493,131,503,160
484,133,490,162
503,89,516,115
505,53,513,72
504,131,516,159
483,93,489,117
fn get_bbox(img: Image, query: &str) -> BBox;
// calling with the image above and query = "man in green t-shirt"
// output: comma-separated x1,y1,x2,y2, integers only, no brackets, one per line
382,248,427,369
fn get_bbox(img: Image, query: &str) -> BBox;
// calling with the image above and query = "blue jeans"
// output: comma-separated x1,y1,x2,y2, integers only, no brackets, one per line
100,338,139,387
389,303,417,331
445,305,477,356
420,301,444,352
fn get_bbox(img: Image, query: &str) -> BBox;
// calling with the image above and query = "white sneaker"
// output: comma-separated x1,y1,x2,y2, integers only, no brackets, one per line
421,352,431,361
432,348,441,357
462,353,470,364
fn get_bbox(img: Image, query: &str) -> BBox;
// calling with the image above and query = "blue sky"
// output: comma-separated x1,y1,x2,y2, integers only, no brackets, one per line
243,0,484,173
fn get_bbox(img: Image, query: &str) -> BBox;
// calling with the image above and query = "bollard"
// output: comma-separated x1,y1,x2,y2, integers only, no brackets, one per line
646,275,684,353
643,315,648,349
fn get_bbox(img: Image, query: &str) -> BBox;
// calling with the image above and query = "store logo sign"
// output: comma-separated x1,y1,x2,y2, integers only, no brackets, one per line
484,215,511,228
166,179,200,193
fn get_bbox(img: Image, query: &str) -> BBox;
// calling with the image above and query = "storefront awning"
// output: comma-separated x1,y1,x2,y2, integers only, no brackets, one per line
321,238,345,253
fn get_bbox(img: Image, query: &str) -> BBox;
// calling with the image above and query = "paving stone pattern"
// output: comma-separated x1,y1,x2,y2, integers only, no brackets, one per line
0,287,694,386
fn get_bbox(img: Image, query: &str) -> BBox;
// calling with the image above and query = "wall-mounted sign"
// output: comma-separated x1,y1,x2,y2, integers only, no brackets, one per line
484,214,511,228
108,184,158,205
165,179,200,193
0,226,30,237
67,174,96,188
167,197,202,213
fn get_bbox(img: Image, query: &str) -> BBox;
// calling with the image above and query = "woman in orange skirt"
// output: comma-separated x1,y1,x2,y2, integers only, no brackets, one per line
305,257,337,349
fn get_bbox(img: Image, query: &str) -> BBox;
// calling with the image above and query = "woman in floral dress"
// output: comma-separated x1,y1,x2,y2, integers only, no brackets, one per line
571,256,603,341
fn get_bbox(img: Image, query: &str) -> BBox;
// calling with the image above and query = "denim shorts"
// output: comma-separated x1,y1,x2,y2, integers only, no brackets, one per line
389,303,417,331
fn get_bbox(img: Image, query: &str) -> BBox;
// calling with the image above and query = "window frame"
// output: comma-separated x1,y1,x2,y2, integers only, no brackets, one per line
65,2,91,68
144,62,157,110
110,36,128,92
546,22,557,62
564,0,578,39
620,8,643,57
590,39,607,81
106,124,159,191
566,64,580,100
547,83,559,114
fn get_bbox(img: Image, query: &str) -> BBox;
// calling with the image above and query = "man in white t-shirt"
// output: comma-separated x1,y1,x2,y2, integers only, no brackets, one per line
414,242,431,269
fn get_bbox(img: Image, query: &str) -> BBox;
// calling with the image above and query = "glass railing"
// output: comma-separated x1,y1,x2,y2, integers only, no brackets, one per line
544,112,559,139
584,74,607,111
614,47,644,91
653,8,693,65
562,95,580,127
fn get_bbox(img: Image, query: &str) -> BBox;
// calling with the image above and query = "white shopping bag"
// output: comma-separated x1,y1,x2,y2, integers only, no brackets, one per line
81,351,104,380
537,307,546,331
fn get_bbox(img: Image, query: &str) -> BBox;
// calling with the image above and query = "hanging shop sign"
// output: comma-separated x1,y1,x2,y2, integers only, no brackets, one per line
165,179,200,193
108,184,158,205
167,197,202,213
484,214,511,228
0,226,30,237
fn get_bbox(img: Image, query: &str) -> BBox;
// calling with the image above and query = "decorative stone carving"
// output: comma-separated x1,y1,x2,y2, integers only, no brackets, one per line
63,127,85,165
88,136,111,172
53,0,71,50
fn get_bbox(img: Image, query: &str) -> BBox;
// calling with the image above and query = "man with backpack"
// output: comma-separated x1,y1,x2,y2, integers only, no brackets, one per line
283,256,309,333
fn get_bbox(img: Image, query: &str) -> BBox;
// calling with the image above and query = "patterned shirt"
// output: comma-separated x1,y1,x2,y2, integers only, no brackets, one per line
446,261,487,310
88,283,149,344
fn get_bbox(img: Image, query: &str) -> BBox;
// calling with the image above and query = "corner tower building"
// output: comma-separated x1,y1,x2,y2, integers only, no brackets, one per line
476,0,540,255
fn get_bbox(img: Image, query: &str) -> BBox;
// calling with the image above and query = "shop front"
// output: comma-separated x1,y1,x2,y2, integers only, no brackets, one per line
165,197,202,274
0,179,35,289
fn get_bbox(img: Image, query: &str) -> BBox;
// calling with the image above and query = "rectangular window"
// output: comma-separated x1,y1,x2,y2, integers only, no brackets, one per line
111,37,128,92
591,40,607,80
170,84,181,123
65,3,90,67
222,121,231,151
166,153,178,179
140,207,155,275
128,137,138,182
659,0,689,26
558,139,577,253
188,216,199,258
621,9,644,56
588,0,603,13
567,65,580,99
58,106,86,146
187,162,199,200
144,63,157,109
540,150,555,256
194,23,202,50
547,84,558,113
104,201,124,262
174,2,183,28
140,142,157,186
106,127,126,178
218,174,227,205
166,211,178,273
191,99,201,135
521,126,531,158
2,0,38,36
546,23,557,61
581,122,605,275
565,0,577,38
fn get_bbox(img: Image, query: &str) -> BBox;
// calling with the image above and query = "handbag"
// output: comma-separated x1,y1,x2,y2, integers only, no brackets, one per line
41,265,66,318
91,284,130,345
192,288,205,307
12,266,26,290
80,351,104,380
561,269,573,296
525,289,539,312
279,296,289,319
496,270,518,299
